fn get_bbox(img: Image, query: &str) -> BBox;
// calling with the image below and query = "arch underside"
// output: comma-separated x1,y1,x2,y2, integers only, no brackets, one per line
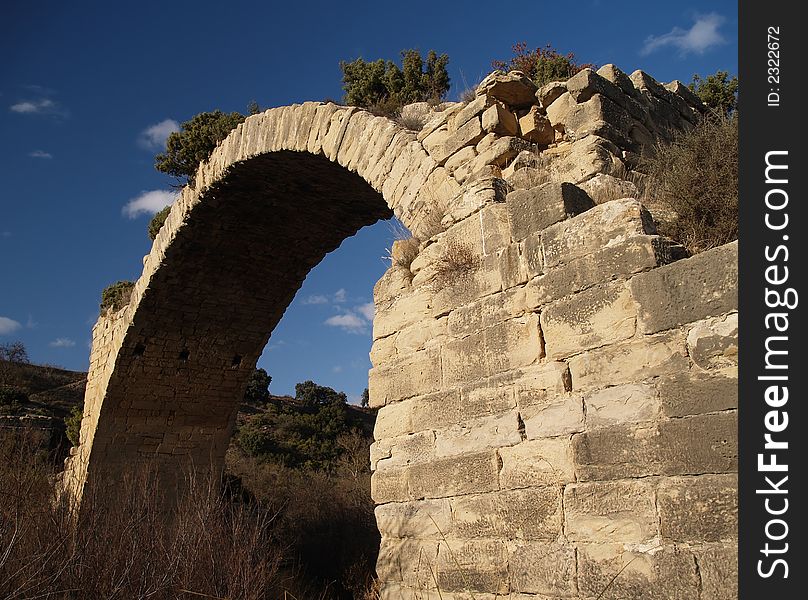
84,151,390,489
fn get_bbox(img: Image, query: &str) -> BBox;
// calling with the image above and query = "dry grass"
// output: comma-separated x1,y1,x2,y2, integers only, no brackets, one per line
396,112,428,132
432,240,479,286
1,430,380,600
384,220,420,271
640,113,738,253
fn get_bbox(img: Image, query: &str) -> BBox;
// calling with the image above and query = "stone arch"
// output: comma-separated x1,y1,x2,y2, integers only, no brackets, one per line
61,102,460,503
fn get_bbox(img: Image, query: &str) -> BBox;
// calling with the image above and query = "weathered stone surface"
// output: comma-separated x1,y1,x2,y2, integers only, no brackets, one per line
584,383,660,427
434,411,522,458
506,182,595,241
542,198,655,268
481,102,519,136
578,172,639,204
432,117,486,165
527,235,681,308
568,331,690,390
573,412,737,480
696,545,738,600
442,315,543,385
455,137,532,184
376,537,440,587
436,539,509,593
368,347,441,407
409,451,500,499
476,70,538,107
444,145,477,174
545,92,575,129
537,81,567,108
564,479,658,542
518,106,554,144
657,474,738,542
657,372,738,417
596,64,636,97
512,361,572,407
542,135,622,184
373,430,436,470
509,541,576,596
450,487,562,540
499,438,575,488
578,544,700,600
521,394,585,438
375,499,453,539
631,241,738,334
687,312,738,370
541,281,637,359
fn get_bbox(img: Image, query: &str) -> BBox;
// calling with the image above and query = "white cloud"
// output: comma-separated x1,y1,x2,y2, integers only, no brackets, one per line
302,294,329,305
325,312,367,334
642,13,727,56
0,316,22,335
334,288,348,303
28,150,52,159
138,119,179,150
357,302,375,321
49,337,76,348
122,189,178,219
9,97,67,117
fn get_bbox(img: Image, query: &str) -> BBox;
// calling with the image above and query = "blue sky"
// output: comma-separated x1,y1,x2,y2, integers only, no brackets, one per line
1,0,737,402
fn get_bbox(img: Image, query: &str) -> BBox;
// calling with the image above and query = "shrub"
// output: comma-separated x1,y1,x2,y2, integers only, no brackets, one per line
155,110,246,181
493,42,596,87
147,205,171,241
0,385,27,408
243,367,272,405
689,70,738,116
100,280,135,314
433,239,479,286
65,403,83,446
340,49,450,114
642,113,738,253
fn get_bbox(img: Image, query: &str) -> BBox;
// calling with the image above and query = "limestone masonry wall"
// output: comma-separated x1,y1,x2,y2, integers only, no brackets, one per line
62,65,737,599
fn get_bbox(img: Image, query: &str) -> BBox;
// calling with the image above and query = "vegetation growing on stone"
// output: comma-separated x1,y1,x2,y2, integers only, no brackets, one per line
493,42,596,87
340,49,450,115
155,110,247,181
100,280,135,314
689,70,738,116
65,403,83,445
643,112,738,253
147,205,171,241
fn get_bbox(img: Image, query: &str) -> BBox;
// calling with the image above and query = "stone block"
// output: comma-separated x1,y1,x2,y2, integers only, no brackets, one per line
543,134,622,183
687,313,738,370
541,281,637,359
630,241,738,334
537,80,567,108
442,315,543,386
368,348,441,407
522,394,585,439
373,288,431,340
657,474,738,542
376,537,440,587
541,198,655,268
453,94,495,131
372,467,410,504
481,102,519,136
657,372,738,418
695,545,738,600
584,383,660,428
528,235,680,308
375,498,453,539
445,145,477,174
434,411,522,458
564,479,658,542
450,487,562,541
373,430,436,470
577,544,700,600
476,70,538,107
506,182,595,241
545,92,575,129
509,541,577,596
408,451,500,499
446,287,531,337
433,117,486,165
518,106,554,144
436,539,509,594
573,412,737,480
499,438,575,488
513,361,572,407
497,243,528,290
568,331,690,391
374,399,415,439
596,64,637,97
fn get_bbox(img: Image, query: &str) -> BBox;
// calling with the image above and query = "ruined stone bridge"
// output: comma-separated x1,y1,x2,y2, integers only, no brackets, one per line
63,67,738,599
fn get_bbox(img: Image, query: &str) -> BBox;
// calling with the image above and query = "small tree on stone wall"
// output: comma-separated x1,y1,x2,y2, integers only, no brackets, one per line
493,42,596,88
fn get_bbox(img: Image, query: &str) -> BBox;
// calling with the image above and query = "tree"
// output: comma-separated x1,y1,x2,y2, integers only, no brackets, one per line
340,49,450,114
295,380,347,409
65,404,83,446
244,368,271,404
689,70,738,116
360,388,369,408
148,206,171,241
155,110,246,181
0,341,29,364
493,42,596,88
